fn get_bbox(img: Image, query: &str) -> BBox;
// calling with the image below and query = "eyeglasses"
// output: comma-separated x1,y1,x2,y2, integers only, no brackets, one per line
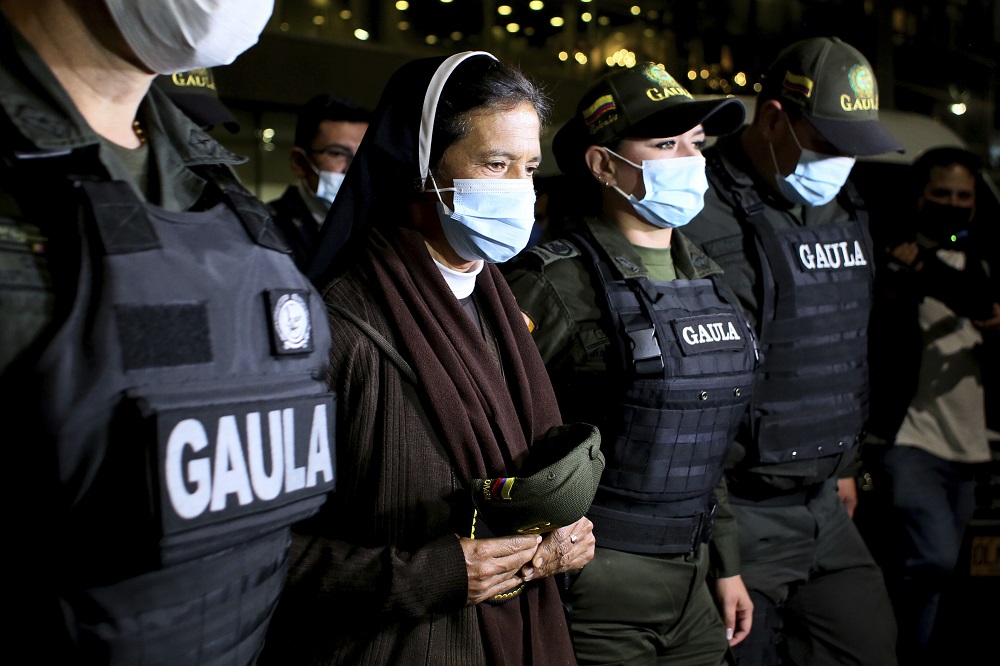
308,145,355,165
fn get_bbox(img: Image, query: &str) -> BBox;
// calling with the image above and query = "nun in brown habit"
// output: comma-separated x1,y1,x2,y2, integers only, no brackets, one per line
260,52,597,665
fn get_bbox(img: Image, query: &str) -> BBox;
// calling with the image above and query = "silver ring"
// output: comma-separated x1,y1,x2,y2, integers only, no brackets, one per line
569,534,578,544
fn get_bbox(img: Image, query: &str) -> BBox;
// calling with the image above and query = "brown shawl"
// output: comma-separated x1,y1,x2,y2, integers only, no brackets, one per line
359,224,576,666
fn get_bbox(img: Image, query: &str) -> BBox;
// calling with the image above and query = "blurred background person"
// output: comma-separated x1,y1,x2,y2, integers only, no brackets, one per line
261,51,598,665
505,65,755,665
863,146,999,665
0,0,336,662
268,93,371,270
684,36,903,665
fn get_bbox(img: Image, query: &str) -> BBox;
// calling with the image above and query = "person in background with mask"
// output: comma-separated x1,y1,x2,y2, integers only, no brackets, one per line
862,146,998,665
683,37,903,665
504,64,755,665
269,94,371,270
260,51,598,665
0,0,336,662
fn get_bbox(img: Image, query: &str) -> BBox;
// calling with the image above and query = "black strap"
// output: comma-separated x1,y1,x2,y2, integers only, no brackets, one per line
326,302,417,385
587,501,716,554
191,163,292,254
78,180,160,254
571,231,665,375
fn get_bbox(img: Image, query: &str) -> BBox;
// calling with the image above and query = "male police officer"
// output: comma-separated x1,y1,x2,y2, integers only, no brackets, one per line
684,37,901,665
0,0,335,662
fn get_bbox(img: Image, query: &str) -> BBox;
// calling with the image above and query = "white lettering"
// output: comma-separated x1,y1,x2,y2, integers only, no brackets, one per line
166,419,211,519
824,243,841,268
306,404,334,487
211,416,254,511
800,239,868,270
814,243,831,268
799,244,815,270
853,240,868,266
681,321,742,345
838,241,855,267
283,408,306,492
247,411,283,501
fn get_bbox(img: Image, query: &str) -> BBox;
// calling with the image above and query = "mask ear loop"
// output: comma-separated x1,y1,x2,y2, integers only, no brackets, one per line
602,147,645,202
782,111,808,152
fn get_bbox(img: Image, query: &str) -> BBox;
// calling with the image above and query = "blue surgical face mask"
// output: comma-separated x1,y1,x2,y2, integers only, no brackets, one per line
770,114,856,206
302,155,345,209
430,177,536,264
605,149,708,229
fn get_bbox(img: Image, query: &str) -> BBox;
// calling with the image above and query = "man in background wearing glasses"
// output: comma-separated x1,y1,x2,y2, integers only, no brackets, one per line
270,93,371,270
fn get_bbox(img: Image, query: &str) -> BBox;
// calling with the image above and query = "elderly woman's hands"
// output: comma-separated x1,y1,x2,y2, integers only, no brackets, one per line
458,517,595,606
520,516,595,581
459,535,542,606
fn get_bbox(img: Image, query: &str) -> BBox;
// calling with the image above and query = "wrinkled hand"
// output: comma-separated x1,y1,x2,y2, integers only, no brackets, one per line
459,535,541,606
837,477,858,519
714,575,753,647
521,517,595,582
972,303,1000,331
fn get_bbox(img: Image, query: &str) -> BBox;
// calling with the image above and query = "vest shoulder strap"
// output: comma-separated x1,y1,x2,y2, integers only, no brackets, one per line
327,302,417,385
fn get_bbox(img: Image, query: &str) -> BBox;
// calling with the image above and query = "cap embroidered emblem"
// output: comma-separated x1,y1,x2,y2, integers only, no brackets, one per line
848,64,875,98
642,63,679,88
583,94,616,128
842,64,878,111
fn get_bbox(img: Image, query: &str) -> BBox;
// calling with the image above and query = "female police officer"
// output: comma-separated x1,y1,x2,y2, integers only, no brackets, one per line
505,64,755,665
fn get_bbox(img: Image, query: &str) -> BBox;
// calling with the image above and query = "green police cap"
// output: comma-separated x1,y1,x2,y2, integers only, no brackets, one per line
471,422,604,537
759,37,903,156
553,63,745,177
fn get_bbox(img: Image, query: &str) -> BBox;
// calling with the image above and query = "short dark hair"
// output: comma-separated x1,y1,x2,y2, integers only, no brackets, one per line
911,146,981,197
429,58,551,172
293,94,372,149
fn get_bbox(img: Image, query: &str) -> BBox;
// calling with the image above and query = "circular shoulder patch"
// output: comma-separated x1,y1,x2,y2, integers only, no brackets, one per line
273,293,311,351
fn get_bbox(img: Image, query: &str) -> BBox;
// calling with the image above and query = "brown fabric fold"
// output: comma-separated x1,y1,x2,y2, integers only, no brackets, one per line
360,224,576,665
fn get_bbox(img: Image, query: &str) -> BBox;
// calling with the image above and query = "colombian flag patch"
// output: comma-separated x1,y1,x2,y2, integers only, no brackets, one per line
782,71,814,98
583,94,616,127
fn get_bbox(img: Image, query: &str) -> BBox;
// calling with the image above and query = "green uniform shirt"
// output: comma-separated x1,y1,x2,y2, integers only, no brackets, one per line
505,216,742,579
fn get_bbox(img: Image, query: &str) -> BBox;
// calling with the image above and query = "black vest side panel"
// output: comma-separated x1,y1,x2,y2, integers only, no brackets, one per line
574,234,756,554
4,151,335,664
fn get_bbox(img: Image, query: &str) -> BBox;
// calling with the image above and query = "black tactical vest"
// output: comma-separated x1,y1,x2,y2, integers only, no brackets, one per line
706,153,873,469
1,146,335,664
572,233,756,554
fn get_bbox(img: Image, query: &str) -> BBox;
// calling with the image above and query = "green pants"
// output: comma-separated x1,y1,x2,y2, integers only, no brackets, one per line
562,544,730,666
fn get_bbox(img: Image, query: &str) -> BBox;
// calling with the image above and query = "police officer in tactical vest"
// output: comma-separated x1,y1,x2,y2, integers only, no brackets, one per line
0,1,335,662
683,37,902,665
506,64,756,665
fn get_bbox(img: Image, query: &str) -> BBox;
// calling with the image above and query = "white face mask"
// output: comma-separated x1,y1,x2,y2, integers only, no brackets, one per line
606,149,708,229
430,178,537,264
106,0,274,75
303,157,346,209
770,113,856,206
